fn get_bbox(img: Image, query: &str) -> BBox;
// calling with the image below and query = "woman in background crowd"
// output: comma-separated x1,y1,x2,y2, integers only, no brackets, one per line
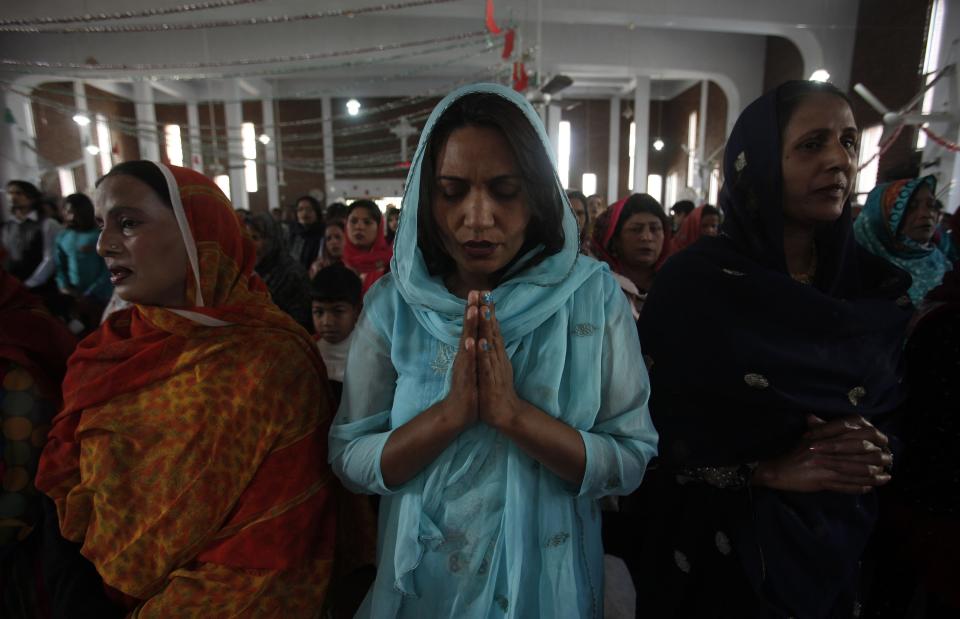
385,206,400,245
311,219,347,278
670,203,721,254
669,200,695,233
592,193,672,319
3,181,61,292
55,192,112,331
290,195,326,270
245,212,314,332
635,81,909,618
855,176,953,305
342,199,392,296
37,161,336,616
566,189,593,255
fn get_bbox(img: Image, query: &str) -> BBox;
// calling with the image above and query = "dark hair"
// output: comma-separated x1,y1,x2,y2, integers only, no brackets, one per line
701,204,721,219
347,199,382,227
417,92,565,278
776,80,854,138
567,189,597,231
96,160,172,207
311,263,362,307
610,193,669,248
325,219,345,232
326,202,349,221
385,206,401,242
670,200,695,216
295,195,323,224
6,180,42,203
64,193,96,230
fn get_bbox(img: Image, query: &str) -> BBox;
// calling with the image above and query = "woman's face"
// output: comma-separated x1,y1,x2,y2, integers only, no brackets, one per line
296,199,318,226
387,212,399,233
900,184,939,244
325,225,345,258
571,197,588,232
347,207,379,250
587,195,605,220
244,224,266,263
781,93,858,226
431,125,530,287
614,212,664,268
95,175,189,307
700,213,720,237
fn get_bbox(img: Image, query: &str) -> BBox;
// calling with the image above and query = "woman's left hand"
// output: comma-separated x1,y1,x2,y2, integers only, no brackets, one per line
477,292,523,430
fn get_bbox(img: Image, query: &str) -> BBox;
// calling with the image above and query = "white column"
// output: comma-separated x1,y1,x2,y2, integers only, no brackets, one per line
261,97,279,209
223,91,248,210
546,104,562,160
1,89,41,191
186,101,203,172
607,97,621,204
132,82,160,161
73,81,98,191
632,76,650,193
321,96,335,198
696,80,709,198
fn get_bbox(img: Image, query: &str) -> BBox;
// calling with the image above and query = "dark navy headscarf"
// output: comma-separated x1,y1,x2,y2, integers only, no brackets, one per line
638,81,912,617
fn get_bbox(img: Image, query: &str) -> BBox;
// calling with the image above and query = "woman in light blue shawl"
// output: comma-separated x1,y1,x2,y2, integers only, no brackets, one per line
328,83,658,618
854,175,953,304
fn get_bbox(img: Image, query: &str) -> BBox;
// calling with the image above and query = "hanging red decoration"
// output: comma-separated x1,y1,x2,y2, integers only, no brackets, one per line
485,0,501,34
512,61,528,92
501,28,515,59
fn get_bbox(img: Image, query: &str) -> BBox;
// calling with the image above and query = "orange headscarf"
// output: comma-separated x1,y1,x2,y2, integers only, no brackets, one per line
37,164,335,615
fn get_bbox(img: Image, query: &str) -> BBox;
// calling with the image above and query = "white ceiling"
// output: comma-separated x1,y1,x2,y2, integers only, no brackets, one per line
0,0,861,115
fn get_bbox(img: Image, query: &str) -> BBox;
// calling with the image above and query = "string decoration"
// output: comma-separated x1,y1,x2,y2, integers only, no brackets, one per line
1,30,491,72
0,0,268,26
485,0,501,34
501,28,515,60
921,125,960,153
1,0,463,34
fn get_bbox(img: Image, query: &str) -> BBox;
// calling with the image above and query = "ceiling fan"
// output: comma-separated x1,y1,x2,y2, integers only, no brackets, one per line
854,64,957,146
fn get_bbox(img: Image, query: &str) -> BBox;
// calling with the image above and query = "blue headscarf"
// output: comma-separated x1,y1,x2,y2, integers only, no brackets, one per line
854,175,953,304
392,82,602,345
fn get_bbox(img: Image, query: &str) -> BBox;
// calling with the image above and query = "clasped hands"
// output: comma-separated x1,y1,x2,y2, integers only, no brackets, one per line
753,414,894,495
441,290,524,432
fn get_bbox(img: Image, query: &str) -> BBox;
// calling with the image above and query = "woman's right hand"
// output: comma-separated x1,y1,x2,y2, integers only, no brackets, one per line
439,290,480,430
753,415,892,494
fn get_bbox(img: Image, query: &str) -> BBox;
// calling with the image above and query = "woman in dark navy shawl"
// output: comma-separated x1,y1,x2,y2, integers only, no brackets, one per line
634,81,912,618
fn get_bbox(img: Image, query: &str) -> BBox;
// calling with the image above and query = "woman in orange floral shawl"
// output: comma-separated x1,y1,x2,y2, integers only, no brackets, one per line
36,161,336,617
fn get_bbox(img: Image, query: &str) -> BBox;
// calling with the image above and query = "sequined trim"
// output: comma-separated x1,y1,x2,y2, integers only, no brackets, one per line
571,323,598,337
721,268,745,277
896,295,911,307
848,386,867,406
715,531,732,555
676,463,757,489
674,550,692,573
734,151,747,172
743,373,769,389
430,342,455,375
546,532,571,547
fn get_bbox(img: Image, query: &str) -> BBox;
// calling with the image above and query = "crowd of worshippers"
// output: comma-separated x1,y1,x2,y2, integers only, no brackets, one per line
0,79,957,618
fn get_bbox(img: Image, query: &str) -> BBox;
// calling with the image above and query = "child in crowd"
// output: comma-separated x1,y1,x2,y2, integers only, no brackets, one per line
311,264,362,403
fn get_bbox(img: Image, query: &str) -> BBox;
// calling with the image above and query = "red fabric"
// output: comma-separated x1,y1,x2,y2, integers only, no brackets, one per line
502,28,515,59
342,212,393,296
512,61,529,92
485,0,502,34
670,204,705,253
0,268,75,383
592,196,673,273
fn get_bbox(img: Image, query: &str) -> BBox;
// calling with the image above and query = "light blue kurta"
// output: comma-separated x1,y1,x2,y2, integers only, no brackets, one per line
328,82,658,618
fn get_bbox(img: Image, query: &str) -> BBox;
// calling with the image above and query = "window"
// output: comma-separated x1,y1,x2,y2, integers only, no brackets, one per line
96,114,113,174
665,172,679,208
164,124,183,168
581,173,597,197
917,0,945,149
686,111,698,187
241,122,258,193
646,174,663,204
856,124,884,203
558,121,571,189
627,122,636,191
214,174,231,200
708,167,720,205
58,167,76,196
